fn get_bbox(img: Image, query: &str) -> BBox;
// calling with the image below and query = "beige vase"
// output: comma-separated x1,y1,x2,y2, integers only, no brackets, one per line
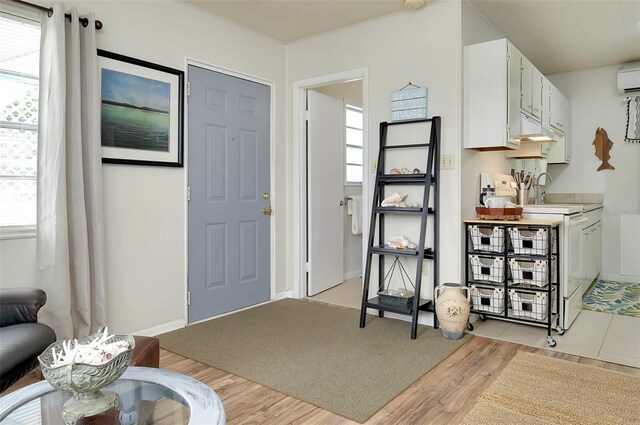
435,283,470,340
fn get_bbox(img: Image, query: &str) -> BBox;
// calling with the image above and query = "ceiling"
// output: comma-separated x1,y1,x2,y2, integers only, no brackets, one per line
183,0,408,44
183,0,640,74
470,0,640,74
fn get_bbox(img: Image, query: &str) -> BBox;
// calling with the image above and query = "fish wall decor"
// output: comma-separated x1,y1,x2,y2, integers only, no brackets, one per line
592,127,615,171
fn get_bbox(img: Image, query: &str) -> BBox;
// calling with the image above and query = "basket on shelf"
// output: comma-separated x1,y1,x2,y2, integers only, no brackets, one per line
508,227,550,256
509,258,552,287
377,256,415,306
470,286,505,314
468,255,505,283
468,225,505,253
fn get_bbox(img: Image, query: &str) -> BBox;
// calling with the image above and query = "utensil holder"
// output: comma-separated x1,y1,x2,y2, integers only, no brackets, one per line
516,189,529,206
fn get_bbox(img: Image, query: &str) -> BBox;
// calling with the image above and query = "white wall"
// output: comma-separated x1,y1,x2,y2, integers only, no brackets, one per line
546,65,640,280
4,0,287,335
287,1,463,301
0,238,36,287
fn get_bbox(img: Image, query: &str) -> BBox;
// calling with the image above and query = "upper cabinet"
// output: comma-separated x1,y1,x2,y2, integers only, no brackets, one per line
520,57,542,120
544,78,571,163
464,38,520,150
549,83,567,132
464,38,571,159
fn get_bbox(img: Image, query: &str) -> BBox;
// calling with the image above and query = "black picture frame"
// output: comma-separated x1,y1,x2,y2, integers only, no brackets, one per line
98,49,184,167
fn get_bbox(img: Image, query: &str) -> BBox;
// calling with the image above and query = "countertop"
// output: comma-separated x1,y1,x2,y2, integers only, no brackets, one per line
583,203,603,213
464,218,562,226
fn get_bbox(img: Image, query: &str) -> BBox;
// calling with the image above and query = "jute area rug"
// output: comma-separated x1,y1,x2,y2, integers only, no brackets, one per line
159,299,468,423
462,351,640,425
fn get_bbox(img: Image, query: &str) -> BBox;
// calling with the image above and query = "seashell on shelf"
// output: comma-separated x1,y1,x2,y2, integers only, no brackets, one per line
381,192,407,207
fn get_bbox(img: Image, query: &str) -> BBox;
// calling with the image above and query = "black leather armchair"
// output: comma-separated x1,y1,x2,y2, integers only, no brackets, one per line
0,288,56,393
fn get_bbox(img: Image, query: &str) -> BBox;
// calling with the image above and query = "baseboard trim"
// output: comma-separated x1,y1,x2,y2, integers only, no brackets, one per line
276,290,293,300
134,319,185,337
343,270,362,280
599,273,640,284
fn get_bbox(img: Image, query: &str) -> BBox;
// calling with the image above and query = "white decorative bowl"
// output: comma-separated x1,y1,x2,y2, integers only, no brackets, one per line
38,330,135,400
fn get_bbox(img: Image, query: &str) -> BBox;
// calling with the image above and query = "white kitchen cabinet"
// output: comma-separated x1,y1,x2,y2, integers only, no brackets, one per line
547,100,571,164
464,39,565,153
520,57,542,120
549,83,567,132
582,208,602,292
464,38,521,150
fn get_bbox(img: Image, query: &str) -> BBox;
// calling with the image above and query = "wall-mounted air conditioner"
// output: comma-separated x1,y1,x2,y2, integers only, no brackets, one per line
618,62,640,94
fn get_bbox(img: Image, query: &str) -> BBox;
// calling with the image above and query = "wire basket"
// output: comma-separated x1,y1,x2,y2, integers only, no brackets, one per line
377,256,415,306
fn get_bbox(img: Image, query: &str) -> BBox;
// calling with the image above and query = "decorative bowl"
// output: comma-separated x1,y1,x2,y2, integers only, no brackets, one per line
38,330,135,400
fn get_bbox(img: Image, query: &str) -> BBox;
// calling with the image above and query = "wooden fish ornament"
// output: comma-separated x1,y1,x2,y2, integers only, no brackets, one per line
593,127,615,171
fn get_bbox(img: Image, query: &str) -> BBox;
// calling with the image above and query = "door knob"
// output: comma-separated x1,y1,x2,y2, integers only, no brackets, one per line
262,207,272,216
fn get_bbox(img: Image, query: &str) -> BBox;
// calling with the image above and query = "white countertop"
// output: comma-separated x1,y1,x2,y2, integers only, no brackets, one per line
522,203,603,215
522,204,583,214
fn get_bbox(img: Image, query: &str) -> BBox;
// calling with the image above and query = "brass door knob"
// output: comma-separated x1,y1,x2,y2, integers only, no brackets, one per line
262,207,273,216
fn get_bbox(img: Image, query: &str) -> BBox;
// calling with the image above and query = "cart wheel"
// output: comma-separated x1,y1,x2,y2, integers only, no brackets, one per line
467,322,474,331
479,315,486,321
555,326,565,335
547,337,557,347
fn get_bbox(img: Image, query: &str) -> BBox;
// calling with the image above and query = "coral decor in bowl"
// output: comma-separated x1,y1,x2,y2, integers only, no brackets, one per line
38,328,135,400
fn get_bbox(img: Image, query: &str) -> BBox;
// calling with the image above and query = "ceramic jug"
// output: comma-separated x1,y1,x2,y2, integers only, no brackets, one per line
435,283,470,340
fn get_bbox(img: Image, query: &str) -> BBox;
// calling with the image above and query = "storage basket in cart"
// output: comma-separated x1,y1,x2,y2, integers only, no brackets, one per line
468,255,505,283
508,227,549,256
509,258,552,287
509,289,549,321
470,286,505,314
468,225,505,253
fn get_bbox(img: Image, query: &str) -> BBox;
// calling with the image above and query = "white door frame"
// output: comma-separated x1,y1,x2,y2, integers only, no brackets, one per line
292,68,369,299
184,58,277,324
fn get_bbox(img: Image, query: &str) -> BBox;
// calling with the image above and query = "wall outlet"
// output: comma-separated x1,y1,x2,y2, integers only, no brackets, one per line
371,159,378,172
440,154,455,170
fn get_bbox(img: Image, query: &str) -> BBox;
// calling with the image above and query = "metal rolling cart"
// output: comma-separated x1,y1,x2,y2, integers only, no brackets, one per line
463,219,564,347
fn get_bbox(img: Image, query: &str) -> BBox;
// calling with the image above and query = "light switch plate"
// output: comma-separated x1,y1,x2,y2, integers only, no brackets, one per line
440,154,455,170
371,159,378,172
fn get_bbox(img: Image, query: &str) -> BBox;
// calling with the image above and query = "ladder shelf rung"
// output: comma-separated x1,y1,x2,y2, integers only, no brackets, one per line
373,207,434,215
363,297,432,315
385,117,436,125
382,143,430,150
377,174,435,184
369,246,436,259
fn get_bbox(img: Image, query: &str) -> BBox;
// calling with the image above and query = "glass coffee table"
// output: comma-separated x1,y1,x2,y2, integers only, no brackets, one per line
0,367,225,424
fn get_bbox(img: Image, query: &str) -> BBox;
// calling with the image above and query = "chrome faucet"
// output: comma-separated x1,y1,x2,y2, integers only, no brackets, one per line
535,172,554,204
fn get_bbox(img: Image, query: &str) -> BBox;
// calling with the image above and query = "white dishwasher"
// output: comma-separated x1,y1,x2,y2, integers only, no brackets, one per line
522,204,586,329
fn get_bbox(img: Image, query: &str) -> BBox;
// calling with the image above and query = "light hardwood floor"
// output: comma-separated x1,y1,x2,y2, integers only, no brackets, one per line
5,336,638,424
159,336,637,424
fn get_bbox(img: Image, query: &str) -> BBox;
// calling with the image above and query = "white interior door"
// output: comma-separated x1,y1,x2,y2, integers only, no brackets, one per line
307,90,344,296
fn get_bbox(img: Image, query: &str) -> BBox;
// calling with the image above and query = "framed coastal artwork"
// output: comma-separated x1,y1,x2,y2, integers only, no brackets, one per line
98,50,184,167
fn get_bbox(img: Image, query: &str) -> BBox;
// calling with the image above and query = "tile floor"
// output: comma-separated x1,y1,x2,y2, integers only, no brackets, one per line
307,277,362,309
468,310,640,368
310,278,640,369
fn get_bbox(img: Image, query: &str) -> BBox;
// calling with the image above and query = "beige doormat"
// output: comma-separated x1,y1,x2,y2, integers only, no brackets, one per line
462,351,640,425
159,299,468,423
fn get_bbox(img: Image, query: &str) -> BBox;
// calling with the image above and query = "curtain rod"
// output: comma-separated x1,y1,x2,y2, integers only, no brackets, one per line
5,0,103,29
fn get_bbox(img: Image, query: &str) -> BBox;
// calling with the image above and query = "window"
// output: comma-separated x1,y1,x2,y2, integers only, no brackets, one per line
0,13,40,237
345,104,363,185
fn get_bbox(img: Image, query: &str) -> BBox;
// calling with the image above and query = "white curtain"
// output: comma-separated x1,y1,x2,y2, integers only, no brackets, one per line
37,3,106,340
